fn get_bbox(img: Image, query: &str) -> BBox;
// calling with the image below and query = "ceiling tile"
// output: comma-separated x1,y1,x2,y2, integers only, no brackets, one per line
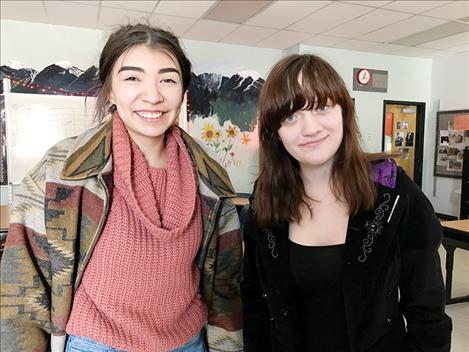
44,1,99,28
383,1,450,14
363,43,409,53
182,19,239,42
1,1,47,23
418,30,469,49
69,1,100,5
326,9,412,38
422,1,469,20
333,39,377,51
98,7,150,30
302,34,346,47
288,2,374,34
203,0,271,24
256,30,312,49
446,43,469,52
340,1,393,8
389,46,445,57
391,20,469,45
2,0,464,59
360,15,446,43
148,14,197,36
220,25,278,46
154,1,217,19
100,1,157,13
245,1,330,29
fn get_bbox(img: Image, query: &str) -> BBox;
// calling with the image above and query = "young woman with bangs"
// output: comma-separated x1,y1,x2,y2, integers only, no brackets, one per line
241,54,451,352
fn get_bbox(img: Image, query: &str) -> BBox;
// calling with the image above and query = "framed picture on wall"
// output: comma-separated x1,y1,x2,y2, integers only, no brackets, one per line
434,109,469,178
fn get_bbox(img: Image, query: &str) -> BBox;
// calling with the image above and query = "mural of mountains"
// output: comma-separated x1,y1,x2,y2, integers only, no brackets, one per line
0,62,263,132
189,71,264,132
0,62,99,95
0,64,37,93
67,66,100,94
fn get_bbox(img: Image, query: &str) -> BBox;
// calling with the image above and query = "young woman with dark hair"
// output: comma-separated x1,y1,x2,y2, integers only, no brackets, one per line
0,24,242,352
242,54,451,352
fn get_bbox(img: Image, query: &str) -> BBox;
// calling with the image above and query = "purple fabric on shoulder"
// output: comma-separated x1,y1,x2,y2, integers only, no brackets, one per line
371,158,397,189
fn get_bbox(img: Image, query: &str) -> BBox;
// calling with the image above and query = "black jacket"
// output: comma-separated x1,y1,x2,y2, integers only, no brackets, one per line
241,165,452,352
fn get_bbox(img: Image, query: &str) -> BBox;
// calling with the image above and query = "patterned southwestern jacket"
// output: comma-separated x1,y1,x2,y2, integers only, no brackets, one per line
0,119,243,352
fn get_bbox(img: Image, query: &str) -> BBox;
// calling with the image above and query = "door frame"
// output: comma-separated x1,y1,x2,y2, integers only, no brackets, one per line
382,100,426,188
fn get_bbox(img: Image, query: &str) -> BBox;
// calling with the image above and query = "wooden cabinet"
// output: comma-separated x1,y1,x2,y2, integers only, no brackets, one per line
461,147,469,219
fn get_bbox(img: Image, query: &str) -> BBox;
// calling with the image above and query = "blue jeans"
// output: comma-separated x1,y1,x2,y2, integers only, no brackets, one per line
66,331,207,352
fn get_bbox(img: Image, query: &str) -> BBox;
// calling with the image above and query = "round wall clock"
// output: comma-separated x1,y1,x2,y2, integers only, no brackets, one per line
357,69,371,85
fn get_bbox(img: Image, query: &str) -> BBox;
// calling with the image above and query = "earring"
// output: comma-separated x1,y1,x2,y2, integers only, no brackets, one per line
107,101,116,113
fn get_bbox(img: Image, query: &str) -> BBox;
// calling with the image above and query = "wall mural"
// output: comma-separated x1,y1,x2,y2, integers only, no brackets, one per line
0,63,262,194
188,70,263,194
0,62,99,96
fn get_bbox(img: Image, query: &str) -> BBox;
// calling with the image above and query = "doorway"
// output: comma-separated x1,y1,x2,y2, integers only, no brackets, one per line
382,100,426,187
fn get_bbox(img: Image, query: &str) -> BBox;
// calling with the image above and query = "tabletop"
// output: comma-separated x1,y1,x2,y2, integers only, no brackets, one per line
441,219,469,234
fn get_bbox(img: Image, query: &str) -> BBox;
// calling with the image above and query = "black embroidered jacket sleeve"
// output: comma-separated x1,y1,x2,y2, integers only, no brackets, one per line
241,206,272,352
397,169,452,351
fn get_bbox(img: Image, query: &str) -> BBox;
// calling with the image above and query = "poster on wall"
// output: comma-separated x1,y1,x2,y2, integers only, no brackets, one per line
434,109,469,178
188,70,263,195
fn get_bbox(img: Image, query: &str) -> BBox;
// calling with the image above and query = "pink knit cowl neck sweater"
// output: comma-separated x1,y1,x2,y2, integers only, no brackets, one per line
66,114,207,351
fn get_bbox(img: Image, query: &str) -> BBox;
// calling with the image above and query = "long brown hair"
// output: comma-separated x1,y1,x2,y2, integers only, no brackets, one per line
92,23,192,122
254,54,377,227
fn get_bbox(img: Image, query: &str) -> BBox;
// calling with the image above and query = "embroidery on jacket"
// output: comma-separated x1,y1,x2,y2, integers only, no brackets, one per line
357,193,391,263
263,229,278,259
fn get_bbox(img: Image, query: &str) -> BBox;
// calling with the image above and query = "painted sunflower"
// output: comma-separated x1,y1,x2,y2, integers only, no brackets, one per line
202,123,216,142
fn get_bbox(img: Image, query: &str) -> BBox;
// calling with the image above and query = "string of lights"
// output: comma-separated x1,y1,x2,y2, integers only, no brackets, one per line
1,76,87,96
2,76,193,119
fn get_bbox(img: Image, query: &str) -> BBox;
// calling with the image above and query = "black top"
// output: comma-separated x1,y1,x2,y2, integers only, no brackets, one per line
288,239,349,352
242,166,451,352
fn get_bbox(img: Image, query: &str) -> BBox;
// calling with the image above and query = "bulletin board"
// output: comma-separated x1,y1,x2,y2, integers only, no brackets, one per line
4,93,96,184
434,109,469,178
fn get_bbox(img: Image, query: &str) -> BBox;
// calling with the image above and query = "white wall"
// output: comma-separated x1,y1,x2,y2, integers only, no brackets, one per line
429,51,469,216
183,40,282,77
1,20,107,70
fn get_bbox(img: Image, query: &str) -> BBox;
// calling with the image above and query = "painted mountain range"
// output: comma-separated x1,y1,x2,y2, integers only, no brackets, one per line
0,62,99,95
188,71,264,132
0,62,264,132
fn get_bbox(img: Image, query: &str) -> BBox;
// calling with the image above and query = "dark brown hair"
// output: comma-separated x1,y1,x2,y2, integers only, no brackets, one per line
93,23,192,122
254,54,378,227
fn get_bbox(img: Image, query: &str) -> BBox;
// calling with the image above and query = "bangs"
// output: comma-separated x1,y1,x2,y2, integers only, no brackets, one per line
260,55,346,131
283,66,342,119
